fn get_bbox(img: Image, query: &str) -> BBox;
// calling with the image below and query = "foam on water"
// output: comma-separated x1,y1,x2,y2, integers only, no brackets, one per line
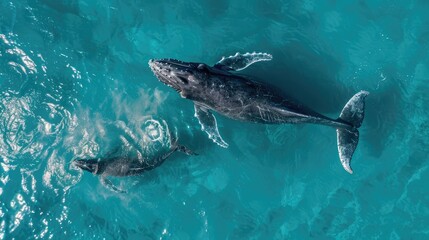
1,0,429,239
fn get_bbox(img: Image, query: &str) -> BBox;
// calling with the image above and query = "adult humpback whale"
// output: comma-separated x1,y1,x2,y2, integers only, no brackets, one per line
148,52,369,174
73,135,196,192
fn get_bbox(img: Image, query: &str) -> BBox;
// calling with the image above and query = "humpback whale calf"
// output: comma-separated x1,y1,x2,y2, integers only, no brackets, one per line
73,136,196,192
148,52,369,174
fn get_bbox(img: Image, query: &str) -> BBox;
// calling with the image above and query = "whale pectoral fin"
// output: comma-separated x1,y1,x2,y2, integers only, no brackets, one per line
100,177,127,193
194,104,229,148
168,130,198,155
177,145,198,156
214,52,273,71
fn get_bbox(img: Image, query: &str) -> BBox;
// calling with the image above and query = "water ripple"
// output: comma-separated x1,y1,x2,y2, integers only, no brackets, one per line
0,95,41,167
1,0,429,239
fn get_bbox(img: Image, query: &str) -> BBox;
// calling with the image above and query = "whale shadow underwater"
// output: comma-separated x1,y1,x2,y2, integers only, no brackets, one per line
148,52,369,174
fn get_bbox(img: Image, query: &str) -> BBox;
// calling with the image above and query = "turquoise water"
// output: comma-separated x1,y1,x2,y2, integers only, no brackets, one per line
1,0,429,239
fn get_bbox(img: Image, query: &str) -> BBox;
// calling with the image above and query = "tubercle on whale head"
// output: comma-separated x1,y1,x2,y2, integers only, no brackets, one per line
148,58,210,99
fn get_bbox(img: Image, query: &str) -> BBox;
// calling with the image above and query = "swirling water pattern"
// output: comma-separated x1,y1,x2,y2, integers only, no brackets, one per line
1,0,428,239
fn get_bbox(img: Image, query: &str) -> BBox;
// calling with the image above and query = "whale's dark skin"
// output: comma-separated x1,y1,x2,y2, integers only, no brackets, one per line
161,63,349,127
74,151,173,177
73,141,195,192
148,52,369,174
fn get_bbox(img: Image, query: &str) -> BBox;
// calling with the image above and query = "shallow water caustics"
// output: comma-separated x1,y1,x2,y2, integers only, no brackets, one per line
1,1,429,239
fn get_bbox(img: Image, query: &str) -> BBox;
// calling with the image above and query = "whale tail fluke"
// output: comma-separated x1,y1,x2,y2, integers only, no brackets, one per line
336,91,369,174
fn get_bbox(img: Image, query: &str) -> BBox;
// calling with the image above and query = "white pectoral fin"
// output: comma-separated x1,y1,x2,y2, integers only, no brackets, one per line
215,52,273,71
194,104,229,148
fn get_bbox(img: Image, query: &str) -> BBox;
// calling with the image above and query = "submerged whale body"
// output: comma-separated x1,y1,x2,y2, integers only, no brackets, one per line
148,52,369,174
73,137,196,192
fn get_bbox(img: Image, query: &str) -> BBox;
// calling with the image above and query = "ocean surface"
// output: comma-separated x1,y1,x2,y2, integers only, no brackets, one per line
1,0,428,239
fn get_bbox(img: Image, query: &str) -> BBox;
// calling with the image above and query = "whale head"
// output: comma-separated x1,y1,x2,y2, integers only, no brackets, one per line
148,59,212,99
73,159,99,174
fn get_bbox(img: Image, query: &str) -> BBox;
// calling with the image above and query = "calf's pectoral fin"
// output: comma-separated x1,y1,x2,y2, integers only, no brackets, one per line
100,176,127,193
214,52,272,71
194,104,229,148
177,145,198,155
168,130,198,155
